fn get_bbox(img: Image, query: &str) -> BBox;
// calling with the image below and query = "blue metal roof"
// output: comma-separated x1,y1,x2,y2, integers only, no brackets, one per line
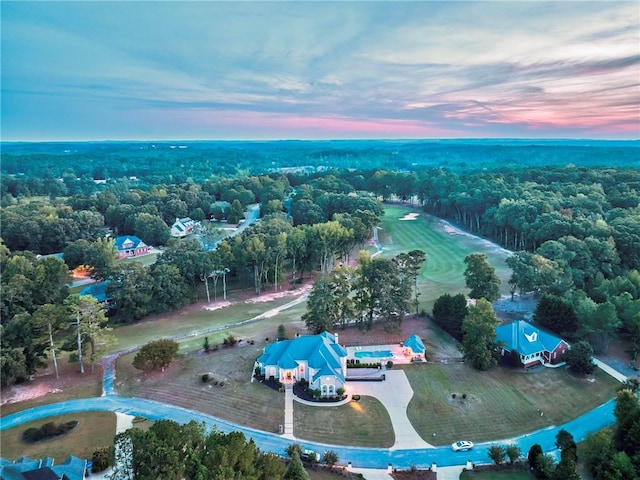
403,335,426,354
495,320,564,356
79,282,109,303
257,332,347,382
114,236,146,251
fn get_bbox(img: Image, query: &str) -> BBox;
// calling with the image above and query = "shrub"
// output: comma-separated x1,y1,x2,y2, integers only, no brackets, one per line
352,394,361,401
462,393,467,399
336,387,345,396
203,336,210,353
452,393,457,399
22,420,79,443
277,324,286,341
386,360,394,369
201,373,210,383
223,334,237,346
92,447,111,472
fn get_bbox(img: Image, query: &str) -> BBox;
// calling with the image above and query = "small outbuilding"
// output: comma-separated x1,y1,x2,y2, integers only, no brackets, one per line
403,334,426,360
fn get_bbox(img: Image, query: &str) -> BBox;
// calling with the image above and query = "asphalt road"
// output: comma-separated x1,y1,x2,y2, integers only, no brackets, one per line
0,394,616,469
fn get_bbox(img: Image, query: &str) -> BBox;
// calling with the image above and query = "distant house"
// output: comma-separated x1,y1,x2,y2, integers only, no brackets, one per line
114,236,150,259
0,455,87,480
495,320,569,368
403,334,426,359
255,332,348,397
170,217,197,237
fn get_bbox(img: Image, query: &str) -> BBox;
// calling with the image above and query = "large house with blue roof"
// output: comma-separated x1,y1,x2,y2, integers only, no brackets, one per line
495,320,569,368
0,455,87,480
114,236,150,259
255,332,348,397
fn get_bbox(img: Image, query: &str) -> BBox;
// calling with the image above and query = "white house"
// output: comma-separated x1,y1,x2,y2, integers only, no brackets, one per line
255,332,348,397
170,217,197,237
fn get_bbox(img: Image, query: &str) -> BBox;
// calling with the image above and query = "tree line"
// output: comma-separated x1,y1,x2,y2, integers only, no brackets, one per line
2,158,639,382
302,250,426,333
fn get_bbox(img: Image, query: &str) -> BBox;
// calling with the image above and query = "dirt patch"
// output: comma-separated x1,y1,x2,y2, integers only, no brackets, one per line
447,393,480,410
1,358,102,409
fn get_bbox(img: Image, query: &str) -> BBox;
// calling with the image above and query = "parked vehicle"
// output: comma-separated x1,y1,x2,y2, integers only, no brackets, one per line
451,440,474,451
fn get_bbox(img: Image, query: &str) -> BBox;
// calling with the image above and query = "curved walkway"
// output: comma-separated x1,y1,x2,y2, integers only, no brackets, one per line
347,370,433,450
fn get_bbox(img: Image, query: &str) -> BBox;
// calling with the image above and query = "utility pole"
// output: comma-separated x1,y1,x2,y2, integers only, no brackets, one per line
48,323,59,379
75,313,84,374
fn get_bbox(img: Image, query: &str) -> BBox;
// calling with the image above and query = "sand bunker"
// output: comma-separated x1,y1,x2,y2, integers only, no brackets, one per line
399,213,419,221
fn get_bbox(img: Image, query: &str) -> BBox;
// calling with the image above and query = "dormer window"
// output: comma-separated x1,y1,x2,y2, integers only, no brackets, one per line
524,331,538,342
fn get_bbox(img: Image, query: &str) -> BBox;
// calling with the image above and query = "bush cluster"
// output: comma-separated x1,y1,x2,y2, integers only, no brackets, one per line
346,359,381,368
22,420,78,443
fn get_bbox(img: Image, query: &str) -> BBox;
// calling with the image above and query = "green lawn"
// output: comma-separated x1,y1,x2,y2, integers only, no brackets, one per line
109,292,307,352
116,322,292,434
379,205,513,311
293,396,395,448
1,412,116,462
405,363,619,445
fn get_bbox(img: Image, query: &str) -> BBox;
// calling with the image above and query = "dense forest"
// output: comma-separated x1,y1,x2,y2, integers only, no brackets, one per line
1,140,639,387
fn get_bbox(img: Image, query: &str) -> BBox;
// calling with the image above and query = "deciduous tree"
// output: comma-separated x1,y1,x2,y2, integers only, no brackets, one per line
432,293,468,341
133,339,179,372
462,298,501,370
563,340,596,375
464,253,501,302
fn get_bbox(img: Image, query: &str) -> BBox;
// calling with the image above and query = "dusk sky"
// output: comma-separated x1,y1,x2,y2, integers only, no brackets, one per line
2,1,639,141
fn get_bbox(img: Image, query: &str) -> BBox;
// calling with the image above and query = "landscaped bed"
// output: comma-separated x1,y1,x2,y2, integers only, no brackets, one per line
1,412,116,462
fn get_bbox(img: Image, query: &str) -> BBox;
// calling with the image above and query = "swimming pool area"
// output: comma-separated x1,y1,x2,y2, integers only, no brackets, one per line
354,350,395,359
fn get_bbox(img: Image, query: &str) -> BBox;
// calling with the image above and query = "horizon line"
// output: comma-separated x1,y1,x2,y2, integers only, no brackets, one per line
2,137,639,144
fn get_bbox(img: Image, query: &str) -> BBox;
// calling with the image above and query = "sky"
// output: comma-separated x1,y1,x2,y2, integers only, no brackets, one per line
1,1,639,141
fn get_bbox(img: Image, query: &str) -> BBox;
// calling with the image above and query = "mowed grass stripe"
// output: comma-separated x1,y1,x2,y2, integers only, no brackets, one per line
379,205,512,310
405,363,619,445
293,396,394,448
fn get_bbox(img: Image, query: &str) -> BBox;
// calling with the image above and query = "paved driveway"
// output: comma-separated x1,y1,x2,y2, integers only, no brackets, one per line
348,369,434,450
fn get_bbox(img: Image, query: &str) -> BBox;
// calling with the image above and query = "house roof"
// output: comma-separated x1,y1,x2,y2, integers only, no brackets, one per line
114,236,147,251
495,320,565,356
22,468,61,480
404,335,425,354
79,282,109,303
258,332,347,381
1,456,86,480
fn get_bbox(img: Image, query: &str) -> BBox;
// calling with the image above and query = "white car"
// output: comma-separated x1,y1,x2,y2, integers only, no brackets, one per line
451,440,474,452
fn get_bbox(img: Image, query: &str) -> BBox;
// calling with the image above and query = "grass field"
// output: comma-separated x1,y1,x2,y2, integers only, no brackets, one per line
1,412,116,462
109,292,307,352
293,396,395,448
405,363,619,445
378,205,513,311
117,328,289,434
